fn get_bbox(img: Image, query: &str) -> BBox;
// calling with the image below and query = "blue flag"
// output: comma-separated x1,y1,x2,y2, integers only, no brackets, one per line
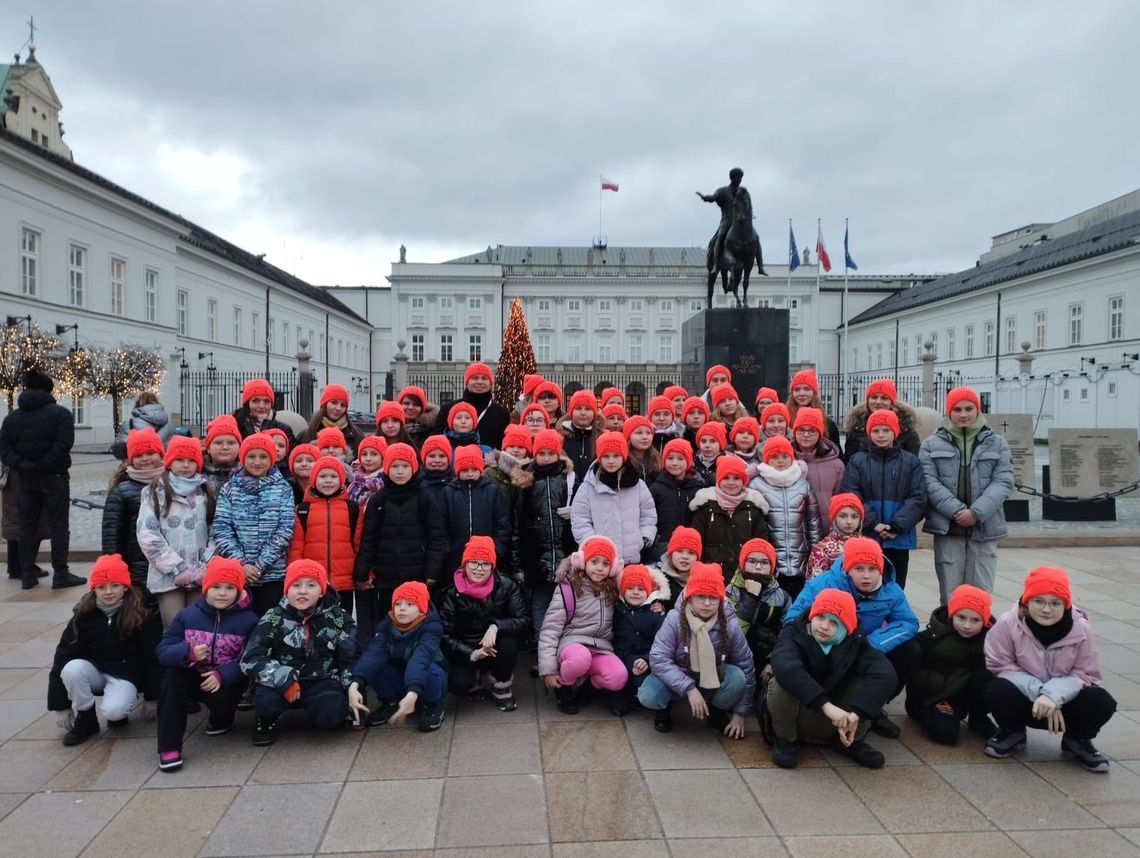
844,224,858,271
789,224,800,272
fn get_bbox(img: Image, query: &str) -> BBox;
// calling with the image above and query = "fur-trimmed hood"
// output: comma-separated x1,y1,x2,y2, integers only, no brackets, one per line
843,399,916,433
645,565,672,602
689,485,770,514
416,402,440,428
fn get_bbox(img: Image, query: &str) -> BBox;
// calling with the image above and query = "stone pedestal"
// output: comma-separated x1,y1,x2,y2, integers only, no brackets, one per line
682,308,789,407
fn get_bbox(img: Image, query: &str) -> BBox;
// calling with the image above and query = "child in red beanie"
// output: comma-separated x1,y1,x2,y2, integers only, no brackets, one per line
625,416,661,483
155,557,258,771
919,386,1014,605
611,563,670,718
561,389,600,478
725,538,790,683
418,434,454,503
438,536,528,712
300,383,364,457
842,377,920,463
786,369,841,448
692,421,725,485
766,587,895,769
104,428,167,592
807,493,864,580
639,563,756,737
791,407,845,530
690,454,769,581
233,378,295,445
654,526,703,609
648,394,682,452
347,436,387,511
203,415,242,493
397,385,440,451
710,384,746,433
439,444,511,574
374,400,413,447
48,554,162,746
648,438,703,562
749,435,822,596
241,559,358,745
287,443,319,504
983,566,1117,771
570,431,657,565
906,584,998,746
348,581,449,732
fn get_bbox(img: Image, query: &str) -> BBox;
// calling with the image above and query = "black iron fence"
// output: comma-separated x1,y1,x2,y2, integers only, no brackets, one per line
816,372,961,423
179,370,315,431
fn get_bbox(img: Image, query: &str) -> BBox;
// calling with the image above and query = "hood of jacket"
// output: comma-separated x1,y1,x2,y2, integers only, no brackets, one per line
131,403,170,427
689,485,770,513
16,388,55,411
844,400,917,433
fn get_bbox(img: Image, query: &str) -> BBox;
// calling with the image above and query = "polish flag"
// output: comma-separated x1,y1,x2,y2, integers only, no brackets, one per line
600,177,619,192
815,224,832,272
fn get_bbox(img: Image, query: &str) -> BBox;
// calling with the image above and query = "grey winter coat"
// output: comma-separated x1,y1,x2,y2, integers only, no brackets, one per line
536,561,617,676
919,422,1013,541
749,461,823,578
112,404,176,460
570,465,657,564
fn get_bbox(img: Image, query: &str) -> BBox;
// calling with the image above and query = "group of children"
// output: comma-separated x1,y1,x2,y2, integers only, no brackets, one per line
44,367,1115,775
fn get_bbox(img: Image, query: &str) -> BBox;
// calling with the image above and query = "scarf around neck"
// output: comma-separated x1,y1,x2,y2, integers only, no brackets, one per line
757,459,806,488
97,600,124,618
1026,608,1074,648
388,610,427,634
685,605,722,690
168,473,205,497
454,569,495,601
127,464,165,484
714,484,746,514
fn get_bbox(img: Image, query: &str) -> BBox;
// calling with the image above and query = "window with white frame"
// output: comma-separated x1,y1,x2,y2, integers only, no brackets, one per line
876,342,883,369
984,321,995,356
468,296,482,310
536,334,551,362
253,312,261,350
269,317,276,352
440,296,453,310
597,335,612,363
207,299,218,341
1079,387,1089,402
1109,295,1124,341
1062,388,1071,402
888,340,895,367
598,299,612,313
929,331,938,352
659,335,674,363
282,320,290,356
233,307,242,346
965,324,975,359
1069,303,1083,345
68,243,86,306
110,258,125,316
411,334,424,361
177,289,189,336
659,299,673,313
629,299,644,313
851,347,859,371
537,298,551,312
439,334,453,362
566,336,582,363
690,299,703,313
318,332,325,361
144,268,158,323
411,296,425,310
71,395,86,426
945,328,956,360
1107,380,1118,398
1034,310,1046,350
914,334,923,358
629,335,644,363
297,326,303,355
866,344,872,367
1005,315,1017,353
337,339,344,364
468,334,482,362
902,337,910,366
20,227,39,296
789,332,799,364
567,299,581,312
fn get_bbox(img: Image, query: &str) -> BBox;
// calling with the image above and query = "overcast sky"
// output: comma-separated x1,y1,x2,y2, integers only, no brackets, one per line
12,2,1140,285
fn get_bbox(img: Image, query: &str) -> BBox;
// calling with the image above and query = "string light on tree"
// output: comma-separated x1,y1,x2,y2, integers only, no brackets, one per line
493,296,537,412
79,345,166,431
0,322,60,409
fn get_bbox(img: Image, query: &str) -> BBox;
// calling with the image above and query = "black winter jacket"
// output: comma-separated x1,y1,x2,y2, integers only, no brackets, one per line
561,423,598,481
0,389,74,475
769,620,896,720
438,572,529,662
101,476,149,585
907,606,989,707
353,475,447,587
438,476,511,573
648,470,702,561
433,389,511,451
613,601,666,670
231,408,297,445
48,604,163,710
512,460,570,587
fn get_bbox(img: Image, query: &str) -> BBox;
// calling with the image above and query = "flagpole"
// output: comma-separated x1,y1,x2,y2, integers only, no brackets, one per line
842,217,850,415
786,218,792,309
598,176,603,242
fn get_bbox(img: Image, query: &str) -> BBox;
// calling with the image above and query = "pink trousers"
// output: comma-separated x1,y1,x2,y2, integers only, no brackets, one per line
558,644,628,690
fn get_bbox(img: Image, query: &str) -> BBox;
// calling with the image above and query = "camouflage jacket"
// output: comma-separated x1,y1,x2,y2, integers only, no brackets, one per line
240,593,358,690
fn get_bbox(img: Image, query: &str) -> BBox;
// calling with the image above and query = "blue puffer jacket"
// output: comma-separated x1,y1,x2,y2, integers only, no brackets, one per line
840,445,927,550
349,606,447,696
211,467,295,583
156,595,258,687
438,476,511,573
783,555,918,653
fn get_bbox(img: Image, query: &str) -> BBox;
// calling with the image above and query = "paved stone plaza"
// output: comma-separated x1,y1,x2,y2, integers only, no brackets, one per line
0,547,1139,857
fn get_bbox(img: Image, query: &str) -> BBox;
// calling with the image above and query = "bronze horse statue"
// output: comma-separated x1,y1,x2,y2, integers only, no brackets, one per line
706,186,765,307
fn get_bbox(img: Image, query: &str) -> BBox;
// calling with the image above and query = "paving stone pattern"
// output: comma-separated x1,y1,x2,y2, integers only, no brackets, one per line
0,547,1139,856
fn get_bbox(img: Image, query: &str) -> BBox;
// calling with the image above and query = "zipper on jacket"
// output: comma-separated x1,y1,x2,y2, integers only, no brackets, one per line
210,608,220,665
545,476,556,576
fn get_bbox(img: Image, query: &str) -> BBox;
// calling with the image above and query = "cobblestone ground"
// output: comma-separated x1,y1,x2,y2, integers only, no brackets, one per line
0,547,1139,856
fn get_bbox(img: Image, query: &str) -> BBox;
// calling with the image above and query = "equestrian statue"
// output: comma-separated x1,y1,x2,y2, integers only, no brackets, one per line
697,167,766,307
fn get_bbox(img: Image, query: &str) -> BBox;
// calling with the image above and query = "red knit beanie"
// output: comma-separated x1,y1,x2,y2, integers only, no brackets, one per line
357,436,389,460
730,417,760,442
568,389,597,414
601,387,624,406
662,438,693,469
204,415,240,449
464,362,493,386
754,387,780,406
596,431,628,459
949,584,993,624
288,443,320,472
579,535,618,571
163,435,203,470
663,385,688,401
809,588,858,634
1021,566,1072,609
685,563,726,600
601,403,627,421
501,424,533,453
711,384,739,409
945,386,981,415
667,526,702,557
311,455,347,486
462,535,497,567
397,385,427,408
681,396,710,422
716,455,748,483
866,409,900,438
320,384,350,408
383,442,419,475
696,422,727,448
760,403,791,427
454,444,485,473
762,436,795,463
843,536,884,573
239,434,277,465
533,380,563,407
241,378,274,406
522,374,544,398
619,564,653,595
828,492,864,523
705,365,731,385
448,401,479,430
315,427,347,450
647,395,674,418
532,428,563,456
284,558,328,594
419,435,452,464
89,553,131,590
126,427,164,461
790,369,819,395
393,581,430,614
520,403,549,428
202,556,245,594
792,408,825,436
739,538,776,571
865,378,897,404
375,401,405,425
622,416,653,440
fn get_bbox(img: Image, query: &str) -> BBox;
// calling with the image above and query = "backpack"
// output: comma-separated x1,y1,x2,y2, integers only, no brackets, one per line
297,498,360,545
559,580,576,623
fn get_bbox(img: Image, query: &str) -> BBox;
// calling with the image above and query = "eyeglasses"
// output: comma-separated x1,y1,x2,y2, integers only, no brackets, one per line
794,427,819,435
467,561,493,572
1028,597,1064,610
524,416,547,425
744,557,771,567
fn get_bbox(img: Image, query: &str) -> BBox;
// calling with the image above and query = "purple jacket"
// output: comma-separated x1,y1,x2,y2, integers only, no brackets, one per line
647,604,757,715
796,438,846,528
156,595,259,688
984,606,1102,705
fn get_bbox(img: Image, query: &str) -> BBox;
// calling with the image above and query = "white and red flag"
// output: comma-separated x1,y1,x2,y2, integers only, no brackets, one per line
600,177,619,192
815,223,832,272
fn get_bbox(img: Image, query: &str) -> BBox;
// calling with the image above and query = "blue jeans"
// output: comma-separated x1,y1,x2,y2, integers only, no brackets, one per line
637,664,746,711
374,662,445,705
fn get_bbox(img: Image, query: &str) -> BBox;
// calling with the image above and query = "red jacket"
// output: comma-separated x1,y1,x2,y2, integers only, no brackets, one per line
287,489,363,592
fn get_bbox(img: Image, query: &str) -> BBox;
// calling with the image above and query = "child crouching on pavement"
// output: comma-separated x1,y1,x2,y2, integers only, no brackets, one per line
347,581,448,731
155,557,258,771
638,563,756,737
240,559,358,746
726,538,790,685
610,563,669,717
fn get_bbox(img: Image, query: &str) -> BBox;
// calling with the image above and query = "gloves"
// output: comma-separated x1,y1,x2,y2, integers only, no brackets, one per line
284,681,302,703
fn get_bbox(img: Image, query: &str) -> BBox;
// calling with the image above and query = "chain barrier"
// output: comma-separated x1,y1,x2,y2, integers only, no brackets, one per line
1014,481,1140,503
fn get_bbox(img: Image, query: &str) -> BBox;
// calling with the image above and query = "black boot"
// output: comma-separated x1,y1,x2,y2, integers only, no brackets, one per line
52,570,87,589
252,715,279,746
6,541,19,579
707,706,730,732
63,708,100,746
654,704,673,733
556,686,579,715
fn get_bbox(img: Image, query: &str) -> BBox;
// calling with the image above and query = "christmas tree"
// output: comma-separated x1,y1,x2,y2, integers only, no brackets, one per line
494,297,537,412
0,323,60,409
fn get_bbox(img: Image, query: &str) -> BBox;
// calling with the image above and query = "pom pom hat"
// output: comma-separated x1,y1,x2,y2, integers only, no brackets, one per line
163,435,203,470
320,384,350,408
284,559,327,594
202,557,245,594
1021,566,1072,610
809,588,857,634
842,537,884,573
126,428,164,460
89,554,131,590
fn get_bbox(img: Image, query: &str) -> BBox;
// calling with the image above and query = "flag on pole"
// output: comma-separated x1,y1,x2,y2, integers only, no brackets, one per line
816,223,832,272
844,223,858,271
788,223,800,271
600,177,619,192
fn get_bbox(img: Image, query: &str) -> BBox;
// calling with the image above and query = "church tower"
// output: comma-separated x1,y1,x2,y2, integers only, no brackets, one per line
1,23,73,160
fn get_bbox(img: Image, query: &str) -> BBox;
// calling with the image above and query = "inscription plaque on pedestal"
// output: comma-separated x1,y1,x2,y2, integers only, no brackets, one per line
988,414,1034,522
1048,428,1139,497
681,308,789,408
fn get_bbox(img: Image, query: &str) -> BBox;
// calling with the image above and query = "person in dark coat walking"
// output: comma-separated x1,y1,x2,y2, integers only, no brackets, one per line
0,371,84,589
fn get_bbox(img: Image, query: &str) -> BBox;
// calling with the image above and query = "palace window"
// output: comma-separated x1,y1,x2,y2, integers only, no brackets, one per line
20,227,39,296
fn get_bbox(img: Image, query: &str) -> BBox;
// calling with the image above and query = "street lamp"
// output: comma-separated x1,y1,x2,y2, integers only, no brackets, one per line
55,323,79,351
198,351,216,371
6,314,32,335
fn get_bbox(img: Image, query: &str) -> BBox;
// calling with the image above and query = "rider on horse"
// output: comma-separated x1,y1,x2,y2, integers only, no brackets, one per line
698,167,744,273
